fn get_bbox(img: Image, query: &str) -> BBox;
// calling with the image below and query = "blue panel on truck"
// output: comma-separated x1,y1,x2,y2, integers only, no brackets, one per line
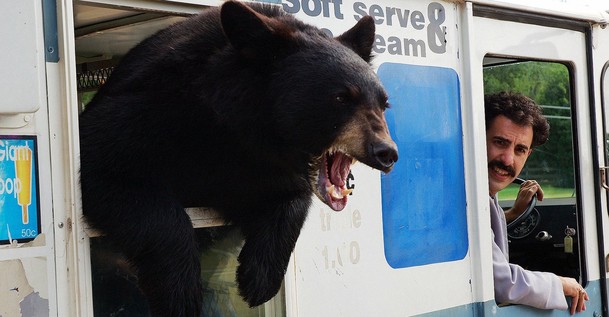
379,63,467,268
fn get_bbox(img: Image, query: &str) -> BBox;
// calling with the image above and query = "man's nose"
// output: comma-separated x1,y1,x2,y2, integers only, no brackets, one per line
499,149,515,166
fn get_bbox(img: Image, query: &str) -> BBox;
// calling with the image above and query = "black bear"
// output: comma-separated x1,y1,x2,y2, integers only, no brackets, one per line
79,1,398,316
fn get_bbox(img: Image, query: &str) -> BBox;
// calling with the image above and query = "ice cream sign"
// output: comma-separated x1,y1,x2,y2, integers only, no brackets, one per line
0,136,40,244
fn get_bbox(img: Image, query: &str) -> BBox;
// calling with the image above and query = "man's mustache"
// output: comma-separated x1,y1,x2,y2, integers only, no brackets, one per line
488,160,516,177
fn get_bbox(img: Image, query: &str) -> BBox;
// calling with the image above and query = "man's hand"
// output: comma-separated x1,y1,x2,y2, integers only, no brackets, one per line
505,180,544,223
560,276,588,314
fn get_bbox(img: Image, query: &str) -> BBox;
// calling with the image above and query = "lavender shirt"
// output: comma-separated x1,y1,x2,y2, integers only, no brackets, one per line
490,195,567,309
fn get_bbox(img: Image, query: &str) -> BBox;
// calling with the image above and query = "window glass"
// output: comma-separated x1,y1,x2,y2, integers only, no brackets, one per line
90,226,285,316
483,58,581,282
484,61,575,201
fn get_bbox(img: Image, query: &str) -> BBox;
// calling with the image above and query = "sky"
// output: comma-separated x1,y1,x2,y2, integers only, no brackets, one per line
545,0,608,10
499,0,609,11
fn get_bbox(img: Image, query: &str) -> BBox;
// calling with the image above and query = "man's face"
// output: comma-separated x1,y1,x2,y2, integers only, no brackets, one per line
486,115,533,196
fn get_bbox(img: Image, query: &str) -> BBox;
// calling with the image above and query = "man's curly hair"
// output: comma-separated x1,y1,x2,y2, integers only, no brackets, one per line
484,91,550,148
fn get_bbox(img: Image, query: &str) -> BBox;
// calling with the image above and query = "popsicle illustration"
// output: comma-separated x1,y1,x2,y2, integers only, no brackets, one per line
15,145,32,225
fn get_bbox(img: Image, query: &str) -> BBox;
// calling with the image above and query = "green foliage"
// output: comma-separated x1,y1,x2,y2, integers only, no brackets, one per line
484,61,575,191
483,61,570,106
499,183,575,200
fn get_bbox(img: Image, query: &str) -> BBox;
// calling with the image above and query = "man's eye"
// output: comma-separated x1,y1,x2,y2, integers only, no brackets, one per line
516,147,528,154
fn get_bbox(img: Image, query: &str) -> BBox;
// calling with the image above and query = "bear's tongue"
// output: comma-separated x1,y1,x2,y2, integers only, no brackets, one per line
325,152,353,211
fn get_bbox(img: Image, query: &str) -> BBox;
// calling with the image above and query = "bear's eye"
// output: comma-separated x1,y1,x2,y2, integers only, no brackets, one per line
334,94,351,106
383,101,391,110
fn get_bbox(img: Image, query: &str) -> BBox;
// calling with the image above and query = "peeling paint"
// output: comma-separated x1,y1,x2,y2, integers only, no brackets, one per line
0,234,49,317
20,292,49,317
0,259,34,316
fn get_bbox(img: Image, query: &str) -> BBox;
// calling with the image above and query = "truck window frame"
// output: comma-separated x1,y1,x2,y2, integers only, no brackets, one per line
483,56,588,302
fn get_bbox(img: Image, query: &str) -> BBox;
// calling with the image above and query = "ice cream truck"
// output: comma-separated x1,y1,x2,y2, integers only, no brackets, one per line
2,0,609,316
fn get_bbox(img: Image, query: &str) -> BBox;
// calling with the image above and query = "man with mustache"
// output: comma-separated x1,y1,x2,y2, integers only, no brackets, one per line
485,92,588,314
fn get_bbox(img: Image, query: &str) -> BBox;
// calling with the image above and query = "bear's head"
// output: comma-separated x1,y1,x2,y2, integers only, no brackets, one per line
221,1,398,211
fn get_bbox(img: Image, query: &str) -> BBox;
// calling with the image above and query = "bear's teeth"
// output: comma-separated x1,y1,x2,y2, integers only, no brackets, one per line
341,188,353,196
327,185,344,199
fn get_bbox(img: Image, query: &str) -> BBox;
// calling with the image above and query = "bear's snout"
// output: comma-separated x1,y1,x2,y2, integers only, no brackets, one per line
371,141,398,172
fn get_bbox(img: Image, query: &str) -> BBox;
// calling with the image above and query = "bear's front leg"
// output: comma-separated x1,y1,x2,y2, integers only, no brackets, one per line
236,197,311,307
81,179,203,317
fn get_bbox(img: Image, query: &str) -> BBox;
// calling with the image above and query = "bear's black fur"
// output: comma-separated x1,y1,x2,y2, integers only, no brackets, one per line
79,1,398,316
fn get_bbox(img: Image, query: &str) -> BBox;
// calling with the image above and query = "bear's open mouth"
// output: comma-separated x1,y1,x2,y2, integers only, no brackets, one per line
317,150,356,211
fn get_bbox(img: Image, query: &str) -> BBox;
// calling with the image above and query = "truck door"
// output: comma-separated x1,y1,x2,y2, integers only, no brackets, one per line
464,2,607,315
597,13,609,317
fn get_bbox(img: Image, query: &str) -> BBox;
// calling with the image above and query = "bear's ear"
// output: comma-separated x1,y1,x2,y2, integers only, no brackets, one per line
220,1,293,59
336,16,376,63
